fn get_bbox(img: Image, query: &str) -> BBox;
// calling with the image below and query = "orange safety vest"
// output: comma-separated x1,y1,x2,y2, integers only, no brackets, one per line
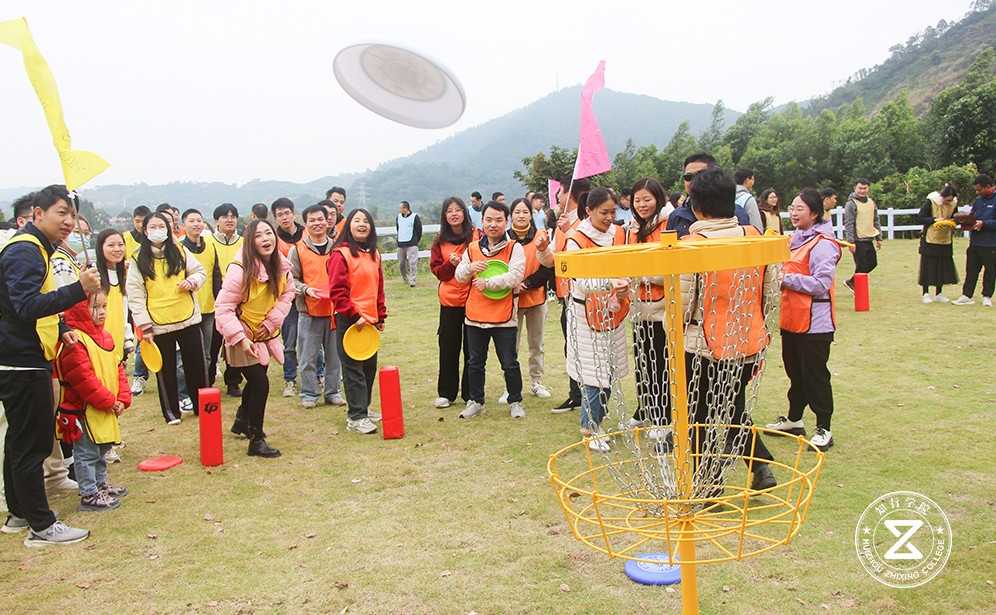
335,246,381,323
780,234,840,334
465,240,515,325
628,219,668,302
334,218,346,239
297,240,332,317
684,225,767,359
437,241,471,307
277,238,293,257
516,230,548,310
569,227,630,332
554,219,581,299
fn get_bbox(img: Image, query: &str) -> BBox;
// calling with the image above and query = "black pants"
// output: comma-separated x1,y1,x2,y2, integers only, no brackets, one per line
437,305,470,402
633,320,670,424
209,328,244,390
848,241,878,282
685,353,774,469
781,331,834,431
154,325,207,423
962,245,996,298
559,300,582,403
334,314,378,421
465,325,522,404
235,363,269,437
1,370,57,531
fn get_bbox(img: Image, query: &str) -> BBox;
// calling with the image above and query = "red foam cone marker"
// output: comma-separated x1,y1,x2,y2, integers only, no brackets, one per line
198,387,224,466
379,366,405,440
853,273,870,312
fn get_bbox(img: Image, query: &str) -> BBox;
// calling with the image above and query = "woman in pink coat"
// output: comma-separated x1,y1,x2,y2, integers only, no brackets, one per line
215,220,295,458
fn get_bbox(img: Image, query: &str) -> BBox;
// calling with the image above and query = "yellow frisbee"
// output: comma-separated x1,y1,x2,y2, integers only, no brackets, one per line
342,322,380,361
140,338,162,373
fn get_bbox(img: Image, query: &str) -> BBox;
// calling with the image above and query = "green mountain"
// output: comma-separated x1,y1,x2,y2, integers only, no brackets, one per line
350,87,737,208
808,3,996,113
2,89,736,218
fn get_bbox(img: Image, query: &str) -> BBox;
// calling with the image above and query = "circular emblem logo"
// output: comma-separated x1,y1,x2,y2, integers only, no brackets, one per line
854,491,952,588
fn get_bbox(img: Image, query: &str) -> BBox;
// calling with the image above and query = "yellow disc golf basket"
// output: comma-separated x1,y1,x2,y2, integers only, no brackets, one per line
549,230,825,615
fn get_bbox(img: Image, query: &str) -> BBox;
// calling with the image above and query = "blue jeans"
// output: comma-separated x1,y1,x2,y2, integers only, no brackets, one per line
581,385,611,431
281,303,299,382
297,313,341,402
73,427,110,497
133,341,148,379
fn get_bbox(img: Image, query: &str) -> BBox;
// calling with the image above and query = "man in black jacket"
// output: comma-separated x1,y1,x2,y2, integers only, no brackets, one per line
667,152,751,237
0,185,101,546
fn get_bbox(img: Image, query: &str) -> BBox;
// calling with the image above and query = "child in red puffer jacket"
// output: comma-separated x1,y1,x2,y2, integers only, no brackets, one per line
55,292,131,512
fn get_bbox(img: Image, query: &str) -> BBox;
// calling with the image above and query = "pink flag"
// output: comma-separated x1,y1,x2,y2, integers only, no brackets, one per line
548,178,562,211
572,60,611,181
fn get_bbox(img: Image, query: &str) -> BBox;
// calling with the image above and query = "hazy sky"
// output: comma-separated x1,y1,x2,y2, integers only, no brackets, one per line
0,0,973,188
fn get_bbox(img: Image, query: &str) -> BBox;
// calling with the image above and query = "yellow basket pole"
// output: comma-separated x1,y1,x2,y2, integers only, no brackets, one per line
662,251,699,615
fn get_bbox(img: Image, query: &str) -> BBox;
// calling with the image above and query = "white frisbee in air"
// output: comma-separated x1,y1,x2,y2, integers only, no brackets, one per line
333,43,466,129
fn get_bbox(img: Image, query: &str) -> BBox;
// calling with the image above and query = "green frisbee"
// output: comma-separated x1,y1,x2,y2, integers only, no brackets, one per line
479,260,511,300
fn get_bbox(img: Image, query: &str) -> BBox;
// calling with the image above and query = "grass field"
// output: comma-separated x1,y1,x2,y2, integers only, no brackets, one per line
2,238,994,614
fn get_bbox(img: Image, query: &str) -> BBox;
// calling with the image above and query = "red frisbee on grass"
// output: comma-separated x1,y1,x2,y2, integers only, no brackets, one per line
138,455,183,472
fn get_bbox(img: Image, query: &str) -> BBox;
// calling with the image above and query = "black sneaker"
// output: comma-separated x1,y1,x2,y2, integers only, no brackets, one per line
99,483,128,498
750,465,777,491
248,437,281,458
78,491,120,512
843,278,855,294
230,416,249,437
551,398,579,414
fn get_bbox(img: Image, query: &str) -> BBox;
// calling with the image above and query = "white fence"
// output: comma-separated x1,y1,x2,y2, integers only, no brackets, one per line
378,209,967,262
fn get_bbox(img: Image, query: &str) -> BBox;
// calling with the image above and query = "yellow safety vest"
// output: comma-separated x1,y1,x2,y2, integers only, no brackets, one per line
0,234,60,360
51,247,81,278
188,239,218,315
61,331,121,445
141,246,196,326
231,262,285,341
123,230,142,260
106,281,126,363
211,234,243,276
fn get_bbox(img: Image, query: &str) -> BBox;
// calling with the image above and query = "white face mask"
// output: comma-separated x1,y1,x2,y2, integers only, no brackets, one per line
147,228,169,244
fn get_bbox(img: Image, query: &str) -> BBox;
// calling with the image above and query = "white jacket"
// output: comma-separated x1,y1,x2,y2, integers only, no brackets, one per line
455,236,525,328
565,219,629,388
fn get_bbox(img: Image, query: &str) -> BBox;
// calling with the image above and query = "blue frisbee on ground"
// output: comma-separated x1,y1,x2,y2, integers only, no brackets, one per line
624,552,682,585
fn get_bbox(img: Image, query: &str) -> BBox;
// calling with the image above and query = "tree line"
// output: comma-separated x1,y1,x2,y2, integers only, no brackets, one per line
515,49,996,210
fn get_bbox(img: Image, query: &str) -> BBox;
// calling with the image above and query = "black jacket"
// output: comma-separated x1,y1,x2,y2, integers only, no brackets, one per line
0,223,87,369
666,199,751,238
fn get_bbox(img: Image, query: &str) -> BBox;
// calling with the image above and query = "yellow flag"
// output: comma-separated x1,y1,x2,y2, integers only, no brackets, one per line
0,17,109,190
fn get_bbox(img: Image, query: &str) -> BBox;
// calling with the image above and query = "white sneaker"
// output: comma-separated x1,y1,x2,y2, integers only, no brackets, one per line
509,402,525,419
933,294,950,304
301,398,318,409
23,521,89,547
433,397,452,409
530,382,552,398
104,448,121,464
922,293,933,304
810,428,833,451
346,417,377,434
50,477,78,492
766,416,806,437
282,381,296,397
2,515,29,534
179,398,193,414
459,401,484,419
584,429,611,453
624,417,643,429
498,392,509,404
367,410,382,422
326,393,347,406
984,297,993,307
167,418,181,426
130,376,146,396
952,295,975,305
